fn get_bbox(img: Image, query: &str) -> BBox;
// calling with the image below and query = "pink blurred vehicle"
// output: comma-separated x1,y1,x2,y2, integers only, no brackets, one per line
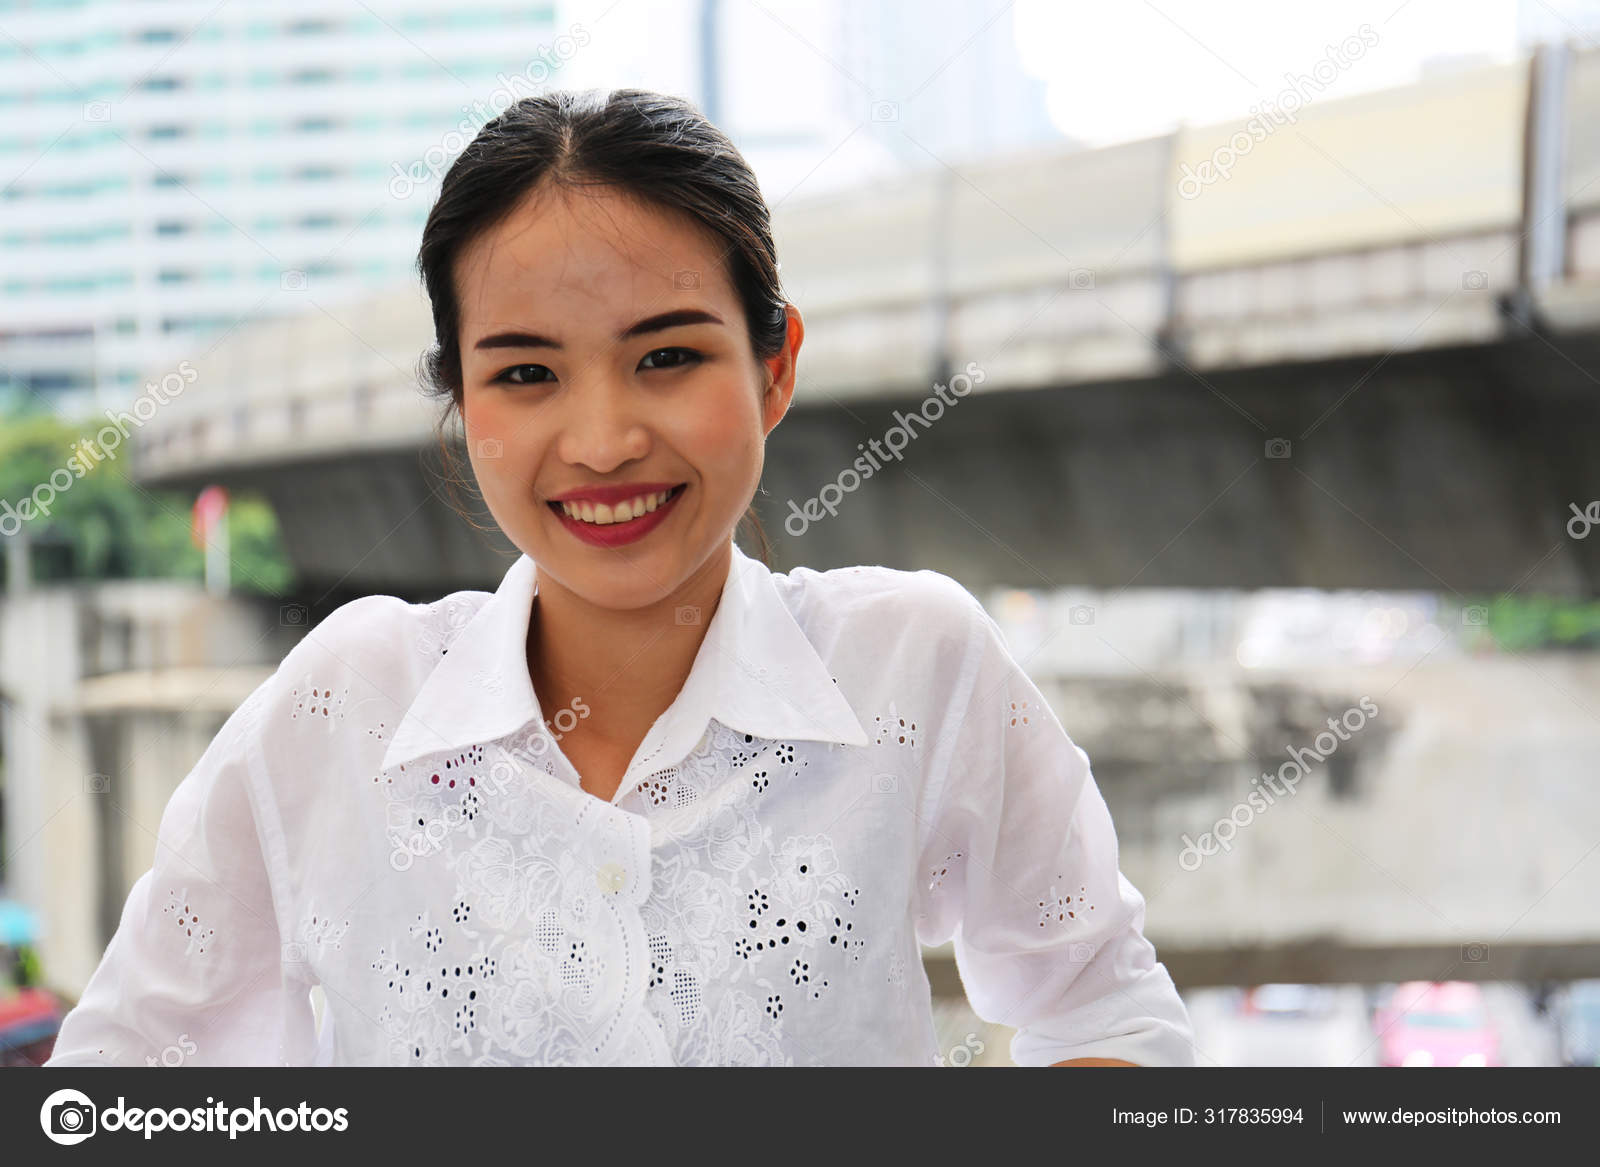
1375,981,1500,1067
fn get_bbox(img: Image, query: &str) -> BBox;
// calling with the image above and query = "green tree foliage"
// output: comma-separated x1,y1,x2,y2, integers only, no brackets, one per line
1482,594,1600,652
0,405,294,594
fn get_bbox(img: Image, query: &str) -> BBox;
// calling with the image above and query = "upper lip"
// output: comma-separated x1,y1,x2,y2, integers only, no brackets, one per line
547,481,684,505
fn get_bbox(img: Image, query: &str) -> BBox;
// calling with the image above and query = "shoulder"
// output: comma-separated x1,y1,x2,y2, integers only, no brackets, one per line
770,560,990,654
267,585,494,700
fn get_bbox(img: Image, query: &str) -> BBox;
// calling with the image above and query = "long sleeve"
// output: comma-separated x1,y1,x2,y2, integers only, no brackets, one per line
45,675,317,1067
913,598,1195,1066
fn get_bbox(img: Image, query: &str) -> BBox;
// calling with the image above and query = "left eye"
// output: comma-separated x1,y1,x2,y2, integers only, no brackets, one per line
639,347,701,370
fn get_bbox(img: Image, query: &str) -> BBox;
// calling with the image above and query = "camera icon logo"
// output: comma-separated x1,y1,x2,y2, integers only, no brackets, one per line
41,1088,97,1145
1068,604,1095,626
871,100,899,122
83,101,111,122
280,603,308,627
476,437,503,459
1068,268,1095,290
675,605,701,625
1265,438,1292,459
85,773,110,794
280,269,307,291
872,772,897,793
1461,270,1488,291
673,269,701,289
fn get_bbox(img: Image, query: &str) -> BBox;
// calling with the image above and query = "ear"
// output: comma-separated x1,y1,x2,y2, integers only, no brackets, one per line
761,304,803,437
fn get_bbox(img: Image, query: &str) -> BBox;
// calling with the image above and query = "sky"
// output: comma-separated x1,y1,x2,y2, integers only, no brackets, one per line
1013,0,1530,146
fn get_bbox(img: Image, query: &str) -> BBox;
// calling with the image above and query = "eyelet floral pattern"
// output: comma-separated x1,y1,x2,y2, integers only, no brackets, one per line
872,702,918,747
161,889,215,956
333,719,888,1066
413,596,477,660
48,543,1194,1069
299,906,350,956
289,677,347,727
1036,879,1095,928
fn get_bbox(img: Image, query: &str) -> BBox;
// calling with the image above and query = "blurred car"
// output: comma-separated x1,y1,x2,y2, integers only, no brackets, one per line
1553,980,1600,1067
1243,983,1335,1017
1192,983,1375,1066
0,986,61,1066
0,898,61,1065
1374,981,1499,1067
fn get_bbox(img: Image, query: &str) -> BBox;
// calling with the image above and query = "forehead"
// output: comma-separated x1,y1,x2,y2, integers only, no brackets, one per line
454,183,735,331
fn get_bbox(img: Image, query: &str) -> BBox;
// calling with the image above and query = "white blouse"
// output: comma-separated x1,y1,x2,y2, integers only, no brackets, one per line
46,540,1194,1067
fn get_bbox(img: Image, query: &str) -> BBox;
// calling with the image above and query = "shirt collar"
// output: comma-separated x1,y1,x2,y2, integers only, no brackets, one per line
379,540,869,777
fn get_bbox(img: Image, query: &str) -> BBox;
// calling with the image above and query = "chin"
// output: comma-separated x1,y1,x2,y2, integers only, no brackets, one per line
549,549,688,605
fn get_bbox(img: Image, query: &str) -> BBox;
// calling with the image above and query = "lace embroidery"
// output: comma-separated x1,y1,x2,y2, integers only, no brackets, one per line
639,740,866,1064
872,702,918,747
1037,877,1095,927
299,906,350,957
289,677,347,728
382,744,498,867
367,768,651,1065
1007,698,1032,728
161,889,215,955
886,952,906,988
928,850,963,892
414,596,478,659
362,721,869,1065
634,730,868,1063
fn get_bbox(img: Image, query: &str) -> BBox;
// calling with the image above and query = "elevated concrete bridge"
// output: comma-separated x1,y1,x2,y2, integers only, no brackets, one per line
127,48,1600,600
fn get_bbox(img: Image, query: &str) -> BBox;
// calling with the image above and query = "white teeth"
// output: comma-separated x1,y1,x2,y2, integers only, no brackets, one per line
560,488,675,525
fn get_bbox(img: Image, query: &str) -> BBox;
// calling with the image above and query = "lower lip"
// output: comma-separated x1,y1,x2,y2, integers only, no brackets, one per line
550,485,686,548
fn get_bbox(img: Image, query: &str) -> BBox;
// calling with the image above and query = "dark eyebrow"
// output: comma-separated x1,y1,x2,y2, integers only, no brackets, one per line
471,308,725,352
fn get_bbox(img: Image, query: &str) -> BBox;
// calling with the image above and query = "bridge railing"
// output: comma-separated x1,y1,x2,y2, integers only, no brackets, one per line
130,45,1600,483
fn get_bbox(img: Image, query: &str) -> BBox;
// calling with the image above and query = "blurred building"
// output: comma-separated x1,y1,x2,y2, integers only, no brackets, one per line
1518,0,1600,48
0,1,567,416
1,0,1061,418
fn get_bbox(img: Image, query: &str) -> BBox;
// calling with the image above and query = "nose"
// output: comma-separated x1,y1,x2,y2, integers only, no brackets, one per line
555,372,650,474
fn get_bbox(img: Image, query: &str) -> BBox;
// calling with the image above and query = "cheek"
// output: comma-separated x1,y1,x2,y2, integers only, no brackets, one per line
685,405,762,489
462,389,510,437
462,394,535,488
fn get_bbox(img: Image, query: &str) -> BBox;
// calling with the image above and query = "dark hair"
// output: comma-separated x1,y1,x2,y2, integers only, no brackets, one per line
414,87,780,566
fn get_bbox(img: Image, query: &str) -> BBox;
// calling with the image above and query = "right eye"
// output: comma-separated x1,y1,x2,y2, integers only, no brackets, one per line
495,364,554,385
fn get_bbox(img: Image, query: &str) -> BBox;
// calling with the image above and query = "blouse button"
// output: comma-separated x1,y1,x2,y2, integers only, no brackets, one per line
596,861,626,893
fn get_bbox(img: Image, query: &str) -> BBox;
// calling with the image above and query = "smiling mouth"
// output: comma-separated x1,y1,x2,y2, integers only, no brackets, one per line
547,483,687,526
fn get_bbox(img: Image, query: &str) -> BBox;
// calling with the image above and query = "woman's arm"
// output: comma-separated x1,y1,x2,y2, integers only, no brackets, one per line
912,585,1195,1067
46,678,317,1067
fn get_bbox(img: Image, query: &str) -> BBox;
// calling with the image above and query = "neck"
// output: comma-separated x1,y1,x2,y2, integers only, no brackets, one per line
526,541,734,751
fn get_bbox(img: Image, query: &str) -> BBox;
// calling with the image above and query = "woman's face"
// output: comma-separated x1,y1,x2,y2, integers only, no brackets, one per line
455,183,799,610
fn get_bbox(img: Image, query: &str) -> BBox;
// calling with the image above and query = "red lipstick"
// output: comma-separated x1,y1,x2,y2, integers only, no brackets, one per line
547,483,687,548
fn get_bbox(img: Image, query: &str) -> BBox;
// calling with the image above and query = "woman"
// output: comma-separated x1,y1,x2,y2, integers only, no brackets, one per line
46,88,1193,1067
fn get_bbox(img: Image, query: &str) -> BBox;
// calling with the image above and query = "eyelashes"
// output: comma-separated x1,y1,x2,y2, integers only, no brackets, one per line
639,346,704,371
492,347,705,385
